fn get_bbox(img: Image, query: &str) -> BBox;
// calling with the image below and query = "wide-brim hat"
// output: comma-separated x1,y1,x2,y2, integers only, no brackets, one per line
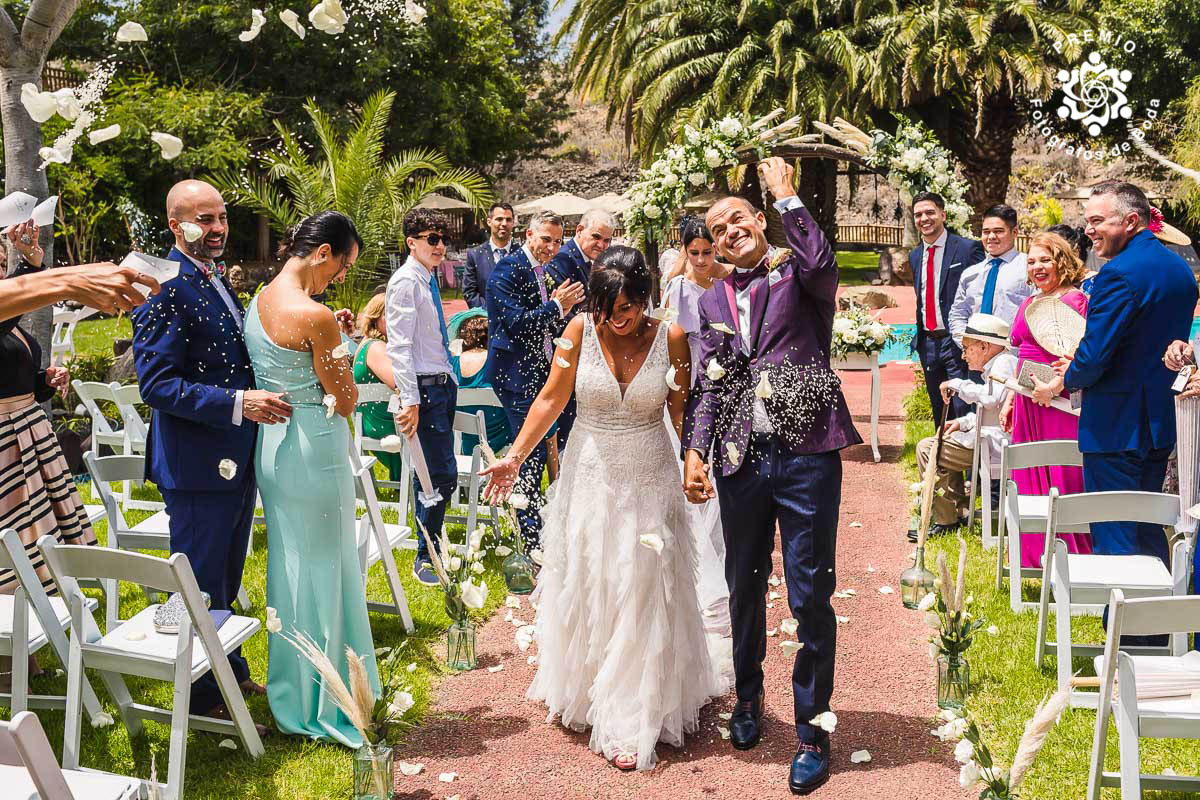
1023,295,1086,357
1153,220,1192,247
962,313,1012,348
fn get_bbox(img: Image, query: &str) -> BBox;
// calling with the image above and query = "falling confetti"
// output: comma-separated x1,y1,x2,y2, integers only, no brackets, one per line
219,738,238,750
280,9,307,38
150,131,184,160
116,21,148,42
218,458,237,480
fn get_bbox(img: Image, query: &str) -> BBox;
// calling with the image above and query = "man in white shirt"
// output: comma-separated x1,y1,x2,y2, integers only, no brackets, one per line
915,313,1017,532
386,208,460,585
948,204,1033,347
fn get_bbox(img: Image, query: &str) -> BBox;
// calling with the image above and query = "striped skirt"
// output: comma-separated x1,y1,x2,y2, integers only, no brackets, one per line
0,394,96,594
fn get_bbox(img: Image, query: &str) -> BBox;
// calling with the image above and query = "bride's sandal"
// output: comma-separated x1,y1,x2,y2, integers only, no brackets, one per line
612,753,637,771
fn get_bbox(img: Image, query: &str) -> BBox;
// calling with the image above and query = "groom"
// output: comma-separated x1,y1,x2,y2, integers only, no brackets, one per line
683,158,860,794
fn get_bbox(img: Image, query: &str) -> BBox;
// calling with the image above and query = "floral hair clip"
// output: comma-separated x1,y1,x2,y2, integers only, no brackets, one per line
1148,206,1165,234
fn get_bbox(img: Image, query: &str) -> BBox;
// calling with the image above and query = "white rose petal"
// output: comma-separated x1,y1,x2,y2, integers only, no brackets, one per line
52,89,80,121
850,749,872,764
90,711,115,728
406,662,417,672
309,0,349,34
239,9,268,41
766,627,778,637
331,341,350,360
215,458,238,481
487,664,504,673
836,615,849,624
779,618,799,636
768,590,780,601
280,9,307,38
116,21,149,43
459,579,488,610
323,393,337,419
266,606,283,633
516,625,536,652
555,356,570,369
509,493,529,510
505,595,521,609
20,84,58,123
494,545,512,557
438,772,457,783
446,338,464,357
849,521,863,528
809,711,837,733
379,434,404,453
179,221,204,242
953,738,975,764
553,337,573,351
639,533,664,554
705,358,727,381
665,365,681,391
404,0,427,24
648,305,679,323
780,640,803,655
959,761,981,788
987,625,999,635
725,442,740,466
125,630,146,641
767,575,780,586
397,761,424,776
39,143,72,166
917,593,937,612
85,124,121,147
878,586,894,595
219,738,238,750
150,132,183,160
754,371,773,399
710,322,736,335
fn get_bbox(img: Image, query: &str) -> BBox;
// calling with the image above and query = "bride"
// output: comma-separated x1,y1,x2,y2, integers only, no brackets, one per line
482,245,729,771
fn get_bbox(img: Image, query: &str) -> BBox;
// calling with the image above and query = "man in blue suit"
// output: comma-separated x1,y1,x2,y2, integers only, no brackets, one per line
545,208,615,448
909,191,985,422
131,180,291,720
485,211,585,549
1039,181,1198,562
462,202,516,308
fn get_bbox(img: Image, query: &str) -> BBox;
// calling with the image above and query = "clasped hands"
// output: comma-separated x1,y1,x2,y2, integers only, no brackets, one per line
683,450,715,505
1163,339,1200,398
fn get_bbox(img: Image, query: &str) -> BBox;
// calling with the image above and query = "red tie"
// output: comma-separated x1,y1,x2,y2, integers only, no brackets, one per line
924,244,939,331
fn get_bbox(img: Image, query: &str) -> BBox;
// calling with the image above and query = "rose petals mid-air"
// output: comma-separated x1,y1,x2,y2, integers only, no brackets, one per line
553,337,573,350
88,124,121,145
555,356,570,369
379,435,404,452
218,458,237,480
648,306,678,323
448,338,464,356
280,9,307,38
116,21,148,42
754,371,773,399
706,358,726,381
323,393,336,419
20,84,58,123
639,533,664,554
266,606,282,633
779,618,798,636
238,9,267,41
150,131,183,160
710,322,735,335
331,341,350,359
180,221,203,242
665,365,681,391
780,640,803,655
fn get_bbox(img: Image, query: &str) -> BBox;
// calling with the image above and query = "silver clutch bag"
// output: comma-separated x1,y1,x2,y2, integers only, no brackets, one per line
1016,360,1057,390
152,590,211,634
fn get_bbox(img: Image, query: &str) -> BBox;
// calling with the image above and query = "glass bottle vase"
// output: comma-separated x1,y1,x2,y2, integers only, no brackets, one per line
501,550,536,595
937,654,969,709
900,546,936,609
353,742,394,800
447,619,477,671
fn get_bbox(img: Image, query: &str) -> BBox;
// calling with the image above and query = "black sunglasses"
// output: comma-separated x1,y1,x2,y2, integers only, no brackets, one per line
414,233,451,247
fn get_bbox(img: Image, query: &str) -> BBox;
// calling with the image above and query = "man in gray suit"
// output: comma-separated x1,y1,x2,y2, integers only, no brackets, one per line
463,202,516,308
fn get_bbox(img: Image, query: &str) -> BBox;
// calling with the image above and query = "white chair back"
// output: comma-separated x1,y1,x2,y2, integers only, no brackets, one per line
108,383,147,449
72,380,122,445
0,711,77,799
1047,489,1181,531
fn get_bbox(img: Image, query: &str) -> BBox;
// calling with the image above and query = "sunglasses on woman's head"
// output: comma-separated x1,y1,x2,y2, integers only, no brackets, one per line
416,233,450,247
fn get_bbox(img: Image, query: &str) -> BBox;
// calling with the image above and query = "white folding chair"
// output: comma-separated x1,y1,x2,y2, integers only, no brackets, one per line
1087,591,1200,799
350,446,416,632
50,306,91,367
352,383,408,505
447,408,501,535
993,439,1084,612
107,384,161,513
73,380,126,521
965,403,1001,550
40,538,264,800
1,710,140,800
0,528,104,720
1035,490,1191,708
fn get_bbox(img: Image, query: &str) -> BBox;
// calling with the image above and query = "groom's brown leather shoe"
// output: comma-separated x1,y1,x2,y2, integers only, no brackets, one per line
729,690,764,750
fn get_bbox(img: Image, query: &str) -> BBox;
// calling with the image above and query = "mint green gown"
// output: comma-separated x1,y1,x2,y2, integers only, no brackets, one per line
244,297,380,747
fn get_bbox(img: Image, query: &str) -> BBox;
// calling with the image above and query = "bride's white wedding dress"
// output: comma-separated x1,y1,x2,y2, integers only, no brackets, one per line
528,316,731,770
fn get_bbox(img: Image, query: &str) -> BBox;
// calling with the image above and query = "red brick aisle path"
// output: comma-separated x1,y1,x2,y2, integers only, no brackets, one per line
394,318,970,799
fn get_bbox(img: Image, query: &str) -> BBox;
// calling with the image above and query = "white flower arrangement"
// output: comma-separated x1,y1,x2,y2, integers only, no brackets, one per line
831,304,896,359
625,109,802,244
865,115,972,232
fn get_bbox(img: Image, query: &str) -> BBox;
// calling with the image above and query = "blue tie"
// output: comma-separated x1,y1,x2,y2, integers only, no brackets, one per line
980,257,1003,315
429,270,452,363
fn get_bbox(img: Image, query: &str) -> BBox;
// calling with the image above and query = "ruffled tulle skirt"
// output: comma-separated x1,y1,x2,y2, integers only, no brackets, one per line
527,418,731,769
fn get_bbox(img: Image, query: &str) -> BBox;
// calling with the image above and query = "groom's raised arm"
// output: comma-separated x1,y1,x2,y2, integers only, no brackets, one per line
775,195,838,302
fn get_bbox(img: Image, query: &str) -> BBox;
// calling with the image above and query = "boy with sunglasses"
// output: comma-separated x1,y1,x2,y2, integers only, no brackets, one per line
385,209,459,585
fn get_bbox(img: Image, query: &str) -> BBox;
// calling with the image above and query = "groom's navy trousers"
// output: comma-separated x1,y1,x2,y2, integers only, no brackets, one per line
160,469,256,713
716,433,841,744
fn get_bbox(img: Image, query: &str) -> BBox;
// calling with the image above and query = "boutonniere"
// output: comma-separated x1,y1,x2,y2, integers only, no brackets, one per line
542,271,556,292
766,247,791,273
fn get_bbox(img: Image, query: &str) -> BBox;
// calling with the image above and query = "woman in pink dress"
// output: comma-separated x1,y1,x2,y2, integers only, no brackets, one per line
1003,231,1092,566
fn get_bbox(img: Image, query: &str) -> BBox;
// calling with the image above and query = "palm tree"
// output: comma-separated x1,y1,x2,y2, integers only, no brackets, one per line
863,0,1090,217
212,90,492,307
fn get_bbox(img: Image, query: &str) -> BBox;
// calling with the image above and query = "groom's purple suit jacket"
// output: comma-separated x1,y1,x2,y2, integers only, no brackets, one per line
682,202,861,477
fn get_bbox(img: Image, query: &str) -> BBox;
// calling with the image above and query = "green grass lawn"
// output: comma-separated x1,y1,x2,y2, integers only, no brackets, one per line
901,382,1200,799
73,315,133,359
836,250,879,286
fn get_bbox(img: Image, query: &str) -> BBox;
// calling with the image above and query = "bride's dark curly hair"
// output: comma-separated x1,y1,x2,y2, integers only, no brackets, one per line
589,245,652,323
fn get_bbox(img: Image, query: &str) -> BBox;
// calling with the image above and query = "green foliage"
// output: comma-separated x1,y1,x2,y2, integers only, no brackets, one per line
1175,77,1200,228
903,378,933,422
210,90,492,309
1023,194,1065,231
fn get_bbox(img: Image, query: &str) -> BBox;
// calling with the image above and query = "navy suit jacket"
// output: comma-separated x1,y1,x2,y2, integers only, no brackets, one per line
463,241,513,308
130,248,258,491
485,248,564,407
546,237,591,320
910,232,985,348
1064,229,1198,454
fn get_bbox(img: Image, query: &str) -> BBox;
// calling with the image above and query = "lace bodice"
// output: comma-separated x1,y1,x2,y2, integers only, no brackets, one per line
574,316,670,434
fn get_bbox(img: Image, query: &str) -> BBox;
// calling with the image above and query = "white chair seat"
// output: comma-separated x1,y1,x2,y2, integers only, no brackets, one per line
454,453,476,475
96,606,260,681
1053,554,1173,592
130,510,171,535
0,594,98,653
365,523,414,564
84,504,106,525
1017,494,1049,518
4,762,140,800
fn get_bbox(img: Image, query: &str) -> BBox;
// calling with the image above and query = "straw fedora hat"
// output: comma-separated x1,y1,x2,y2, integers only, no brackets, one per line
1023,294,1086,357
962,313,1012,348
1150,207,1192,247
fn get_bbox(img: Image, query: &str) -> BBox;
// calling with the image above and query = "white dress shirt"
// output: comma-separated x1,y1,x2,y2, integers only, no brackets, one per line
730,195,806,432
948,249,1032,346
489,237,512,263
919,230,949,332
385,255,456,407
521,243,564,318
182,252,245,425
945,350,1018,464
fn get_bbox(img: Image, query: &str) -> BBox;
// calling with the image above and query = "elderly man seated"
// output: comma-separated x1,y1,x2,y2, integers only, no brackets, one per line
915,313,1018,535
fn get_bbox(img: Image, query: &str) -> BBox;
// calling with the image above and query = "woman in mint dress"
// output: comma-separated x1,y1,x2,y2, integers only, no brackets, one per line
351,292,403,480
244,211,379,747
